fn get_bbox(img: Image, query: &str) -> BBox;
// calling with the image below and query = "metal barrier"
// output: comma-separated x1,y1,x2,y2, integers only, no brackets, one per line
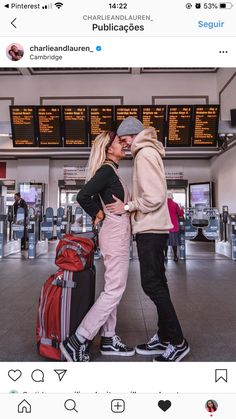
70,207,84,234
56,207,68,239
202,208,220,240
179,207,221,261
0,208,23,259
41,207,54,240
184,209,198,240
28,208,48,259
178,217,186,260
229,214,236,261
12,207,25,240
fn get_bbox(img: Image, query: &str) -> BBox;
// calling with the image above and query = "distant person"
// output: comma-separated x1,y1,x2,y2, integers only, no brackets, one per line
164,192,184,262
206,400,218,413
13,193,28,249
107,116,190,362
8,44,24,61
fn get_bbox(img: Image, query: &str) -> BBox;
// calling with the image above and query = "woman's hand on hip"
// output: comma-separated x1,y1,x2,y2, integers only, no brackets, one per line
93,209,105,227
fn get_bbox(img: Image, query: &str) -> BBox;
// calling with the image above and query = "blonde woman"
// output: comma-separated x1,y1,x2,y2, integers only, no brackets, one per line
60,131,135,362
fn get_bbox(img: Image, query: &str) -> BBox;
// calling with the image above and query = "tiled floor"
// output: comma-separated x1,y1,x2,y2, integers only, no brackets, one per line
0,240,235,362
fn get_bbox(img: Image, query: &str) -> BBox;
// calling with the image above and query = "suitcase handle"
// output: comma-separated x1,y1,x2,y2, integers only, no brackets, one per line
52,278,77,288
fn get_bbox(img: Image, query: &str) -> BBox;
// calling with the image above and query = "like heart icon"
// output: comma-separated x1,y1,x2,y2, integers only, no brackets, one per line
8,369,22,382
158,400,172,412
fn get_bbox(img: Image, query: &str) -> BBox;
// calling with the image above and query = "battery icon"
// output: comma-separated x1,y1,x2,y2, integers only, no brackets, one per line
219,2,233,8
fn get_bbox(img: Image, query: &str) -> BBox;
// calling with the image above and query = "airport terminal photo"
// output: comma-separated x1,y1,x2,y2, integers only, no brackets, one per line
0,67,236,362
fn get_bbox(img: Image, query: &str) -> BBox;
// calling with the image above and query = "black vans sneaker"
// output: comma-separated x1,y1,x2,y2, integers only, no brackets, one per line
100,335,135,357
135,333,169,355
153,340,190,362
60,334,90,362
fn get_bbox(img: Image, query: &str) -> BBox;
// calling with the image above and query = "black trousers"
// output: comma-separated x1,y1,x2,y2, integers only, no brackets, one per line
136,233,184,345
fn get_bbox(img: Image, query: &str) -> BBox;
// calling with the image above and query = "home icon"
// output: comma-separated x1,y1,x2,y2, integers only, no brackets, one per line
18,399,32,414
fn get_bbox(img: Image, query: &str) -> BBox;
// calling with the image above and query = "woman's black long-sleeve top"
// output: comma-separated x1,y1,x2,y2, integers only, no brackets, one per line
77,161,124,218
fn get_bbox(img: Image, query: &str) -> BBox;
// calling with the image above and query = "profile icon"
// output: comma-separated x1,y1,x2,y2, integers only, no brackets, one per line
6,43,24,61
205,400,218,413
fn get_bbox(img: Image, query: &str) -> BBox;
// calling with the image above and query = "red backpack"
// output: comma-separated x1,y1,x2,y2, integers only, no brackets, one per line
55,234,94,272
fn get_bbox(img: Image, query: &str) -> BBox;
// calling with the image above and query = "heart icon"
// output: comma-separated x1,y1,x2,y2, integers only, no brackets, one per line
158,400,172,412
8,370,22,382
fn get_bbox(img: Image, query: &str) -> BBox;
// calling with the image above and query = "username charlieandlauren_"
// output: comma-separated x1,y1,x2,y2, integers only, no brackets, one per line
29,45,91,52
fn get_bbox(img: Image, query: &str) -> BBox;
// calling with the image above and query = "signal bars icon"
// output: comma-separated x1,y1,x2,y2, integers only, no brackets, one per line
55,2,63,8
42,3,53,9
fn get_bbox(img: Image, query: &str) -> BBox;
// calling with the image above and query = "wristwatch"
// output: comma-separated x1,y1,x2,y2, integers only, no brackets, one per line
124,203,130,212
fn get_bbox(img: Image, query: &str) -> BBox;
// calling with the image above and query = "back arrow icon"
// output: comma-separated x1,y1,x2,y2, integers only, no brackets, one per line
11,18,17,28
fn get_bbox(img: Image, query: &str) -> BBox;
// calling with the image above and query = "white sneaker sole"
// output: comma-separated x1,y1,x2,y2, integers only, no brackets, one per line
135,347,167,356
153,346,190,362
100,349,135,357
59,343,73,362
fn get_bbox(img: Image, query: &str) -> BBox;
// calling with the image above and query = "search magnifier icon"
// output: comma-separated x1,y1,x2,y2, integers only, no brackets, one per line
64,399,78,413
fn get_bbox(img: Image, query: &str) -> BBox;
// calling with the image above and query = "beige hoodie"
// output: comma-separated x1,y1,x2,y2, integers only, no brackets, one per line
127,127,173,235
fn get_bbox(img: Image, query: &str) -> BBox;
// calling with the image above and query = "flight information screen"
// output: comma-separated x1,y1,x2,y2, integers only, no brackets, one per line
89,106,114,144
36,106,62,147
167,105,193,146
10,106,37,147
141,106,166,143
115,106,140,129
63,106,88,147
193,105,220,146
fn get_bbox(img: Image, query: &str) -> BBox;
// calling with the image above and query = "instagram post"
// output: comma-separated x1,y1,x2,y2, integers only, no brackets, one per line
1,0,236,417
0,67,236,364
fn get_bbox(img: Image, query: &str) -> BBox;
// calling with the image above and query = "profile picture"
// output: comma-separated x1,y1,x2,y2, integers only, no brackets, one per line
6,43,24,61
205,400,218,413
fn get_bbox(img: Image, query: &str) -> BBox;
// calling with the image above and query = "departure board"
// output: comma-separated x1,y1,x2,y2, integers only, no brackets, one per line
10,106,37,147
63,106,88,147
89,106,114,144
37,106,62,147
167,106,193,146
141,106,166,143
115,106,140,129
193,105,220,146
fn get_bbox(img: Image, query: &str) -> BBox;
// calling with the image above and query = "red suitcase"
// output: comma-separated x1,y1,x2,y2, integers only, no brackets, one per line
36,268,95,360
36,234,96,361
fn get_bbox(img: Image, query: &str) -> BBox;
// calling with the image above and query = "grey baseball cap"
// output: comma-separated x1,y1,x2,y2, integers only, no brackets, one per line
117,116,144,136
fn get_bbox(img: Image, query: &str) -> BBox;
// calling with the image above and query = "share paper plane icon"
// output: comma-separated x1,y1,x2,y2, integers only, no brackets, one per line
54,369,67,382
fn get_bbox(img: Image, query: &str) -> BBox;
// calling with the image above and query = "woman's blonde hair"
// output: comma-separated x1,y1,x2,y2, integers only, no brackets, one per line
86,131,114,182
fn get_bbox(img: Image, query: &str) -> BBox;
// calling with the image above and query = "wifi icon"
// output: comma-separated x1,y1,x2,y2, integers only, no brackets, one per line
55,2,63,8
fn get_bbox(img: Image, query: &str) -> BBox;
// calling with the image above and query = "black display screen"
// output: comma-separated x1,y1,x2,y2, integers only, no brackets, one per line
37,106,62,147
89,106,114,144
167,105,193,146
193,105,220,146
10,106,37,147
63,106,88,147
141,106,166,143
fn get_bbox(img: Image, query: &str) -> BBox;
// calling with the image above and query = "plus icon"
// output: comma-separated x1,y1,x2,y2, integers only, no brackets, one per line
111,399,125,413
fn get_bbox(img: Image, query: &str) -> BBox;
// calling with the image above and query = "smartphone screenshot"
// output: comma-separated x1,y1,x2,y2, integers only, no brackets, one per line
0,0,236,417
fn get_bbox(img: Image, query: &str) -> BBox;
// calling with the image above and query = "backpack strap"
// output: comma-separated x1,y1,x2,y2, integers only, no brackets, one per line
102,160,118,174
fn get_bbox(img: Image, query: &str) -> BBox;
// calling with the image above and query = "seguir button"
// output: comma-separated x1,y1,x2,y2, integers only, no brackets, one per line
198,20,225,29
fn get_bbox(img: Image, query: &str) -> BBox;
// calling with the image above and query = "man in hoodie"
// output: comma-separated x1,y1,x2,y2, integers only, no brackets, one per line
106,116,190,362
